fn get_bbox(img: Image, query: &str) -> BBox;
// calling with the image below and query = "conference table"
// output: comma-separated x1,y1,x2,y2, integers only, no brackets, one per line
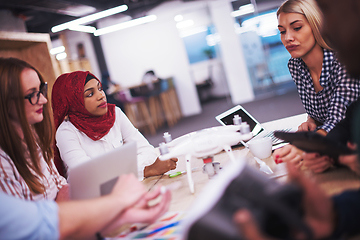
142,112,360,212
110,113,360,239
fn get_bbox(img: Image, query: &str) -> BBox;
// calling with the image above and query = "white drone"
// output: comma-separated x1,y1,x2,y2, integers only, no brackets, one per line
158,115,253,193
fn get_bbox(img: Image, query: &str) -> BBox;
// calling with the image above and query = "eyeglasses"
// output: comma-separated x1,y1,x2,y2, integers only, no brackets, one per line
24,82,48,105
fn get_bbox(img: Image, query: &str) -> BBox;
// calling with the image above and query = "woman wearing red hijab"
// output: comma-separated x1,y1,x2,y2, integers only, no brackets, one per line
52,71,177,179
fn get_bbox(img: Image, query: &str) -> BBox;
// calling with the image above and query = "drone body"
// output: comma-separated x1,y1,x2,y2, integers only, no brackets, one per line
159,123,252,193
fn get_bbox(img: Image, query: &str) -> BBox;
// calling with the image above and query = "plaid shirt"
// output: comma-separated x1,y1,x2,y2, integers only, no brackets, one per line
288,49,360,132
0,148,67,201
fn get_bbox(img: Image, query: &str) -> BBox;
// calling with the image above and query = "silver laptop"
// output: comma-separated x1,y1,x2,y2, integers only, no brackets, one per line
68,141,138,200
215,105,293,150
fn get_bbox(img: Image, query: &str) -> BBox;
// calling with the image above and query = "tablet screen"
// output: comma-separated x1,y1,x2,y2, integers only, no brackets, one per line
219,108,257,132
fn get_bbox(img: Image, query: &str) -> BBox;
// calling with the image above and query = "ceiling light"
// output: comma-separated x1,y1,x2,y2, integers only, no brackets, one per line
94,15,157,36
230,4,255,17
51,5,128,33
176,20,194,29
174,15,183,22
69,25,96,33
50,46,65,55
56,52,67,60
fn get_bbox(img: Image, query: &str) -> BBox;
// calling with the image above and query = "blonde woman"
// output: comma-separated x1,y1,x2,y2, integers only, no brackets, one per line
274,0,360,169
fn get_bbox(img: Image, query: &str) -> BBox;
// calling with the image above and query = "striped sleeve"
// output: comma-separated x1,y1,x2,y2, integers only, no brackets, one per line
0,152,26,199
49,160,67,190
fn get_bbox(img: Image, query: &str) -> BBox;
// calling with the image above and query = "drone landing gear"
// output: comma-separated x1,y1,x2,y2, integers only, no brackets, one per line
185,154,195,194
202,156,221,179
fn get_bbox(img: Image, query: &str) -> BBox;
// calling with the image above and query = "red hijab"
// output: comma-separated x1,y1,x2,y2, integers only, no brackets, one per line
52,71,115,176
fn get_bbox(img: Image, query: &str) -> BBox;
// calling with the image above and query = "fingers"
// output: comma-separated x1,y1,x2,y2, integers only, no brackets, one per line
140,190,171,224
347,142,357,150
274,145,303,164
303,154,332,173
273,145,292,159
297,121,317,132
234,209,269,240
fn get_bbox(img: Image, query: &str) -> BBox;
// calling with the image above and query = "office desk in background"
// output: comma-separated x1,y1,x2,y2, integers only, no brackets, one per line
109,78,182,135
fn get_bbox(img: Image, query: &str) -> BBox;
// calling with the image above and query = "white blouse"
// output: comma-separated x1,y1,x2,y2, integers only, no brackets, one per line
56,107,158,179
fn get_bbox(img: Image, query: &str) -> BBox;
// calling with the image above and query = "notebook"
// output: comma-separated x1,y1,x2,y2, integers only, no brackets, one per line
68,141,138,200
215,105,293,150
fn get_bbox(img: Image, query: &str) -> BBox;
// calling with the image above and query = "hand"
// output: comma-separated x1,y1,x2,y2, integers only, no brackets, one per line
234,209,273,240
56,184,70,202
101,186,171,235
234,162,335,239
273,144,303,168
302,152,334,173
110,173,147,208
144,157,178,178
298,120,317,132
338,142,360,175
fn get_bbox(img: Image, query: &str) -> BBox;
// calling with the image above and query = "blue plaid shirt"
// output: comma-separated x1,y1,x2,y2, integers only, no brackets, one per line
288,49,360,132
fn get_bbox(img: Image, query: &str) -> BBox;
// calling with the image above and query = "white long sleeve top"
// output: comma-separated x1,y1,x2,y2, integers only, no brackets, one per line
56,107,158,179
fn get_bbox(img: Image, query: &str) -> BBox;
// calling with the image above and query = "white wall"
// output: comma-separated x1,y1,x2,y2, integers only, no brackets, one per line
98,1,205,116
64,30,101,78
60,0,256,116
208,0,254,104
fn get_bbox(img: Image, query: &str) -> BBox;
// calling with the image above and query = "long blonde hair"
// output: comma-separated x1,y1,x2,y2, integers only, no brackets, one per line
277,0,331,50
0,58,55,194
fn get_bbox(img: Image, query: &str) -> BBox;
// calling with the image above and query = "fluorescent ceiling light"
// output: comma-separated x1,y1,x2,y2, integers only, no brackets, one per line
51,5,128,33
176,19,194,29
56,52,67,60
94,15,157,36
174,15,183,22
69,25,96,33
231,4,255,17
50,46,65,55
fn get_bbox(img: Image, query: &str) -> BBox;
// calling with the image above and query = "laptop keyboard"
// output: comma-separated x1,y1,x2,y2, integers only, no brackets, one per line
264,128,293,145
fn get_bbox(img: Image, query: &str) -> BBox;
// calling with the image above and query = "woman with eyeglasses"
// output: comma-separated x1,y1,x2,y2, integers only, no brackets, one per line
51,71,177,179
0,57,68,201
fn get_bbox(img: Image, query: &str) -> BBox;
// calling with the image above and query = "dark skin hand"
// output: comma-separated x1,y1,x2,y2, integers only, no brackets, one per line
143,157,178,178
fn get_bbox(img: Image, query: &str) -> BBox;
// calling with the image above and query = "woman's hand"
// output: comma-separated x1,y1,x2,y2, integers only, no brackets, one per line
110,173,148,208
144,157,178,178
273,144,303,168
101,186,171,236
298,120,317,132
338,142,360,175
302,152,334,173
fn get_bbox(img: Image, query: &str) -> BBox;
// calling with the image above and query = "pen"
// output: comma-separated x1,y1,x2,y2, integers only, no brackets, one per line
148,221,180,235
168,167,198,178
168,170,186,178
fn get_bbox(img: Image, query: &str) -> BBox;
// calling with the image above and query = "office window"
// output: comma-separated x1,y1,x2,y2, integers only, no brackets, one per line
182,25,217,64
235,8,292,90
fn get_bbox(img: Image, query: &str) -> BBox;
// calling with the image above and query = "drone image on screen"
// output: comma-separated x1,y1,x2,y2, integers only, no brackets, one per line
158,115,253,193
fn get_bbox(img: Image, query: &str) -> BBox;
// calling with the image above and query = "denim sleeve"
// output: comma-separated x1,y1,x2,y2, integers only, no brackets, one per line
0,193,59,240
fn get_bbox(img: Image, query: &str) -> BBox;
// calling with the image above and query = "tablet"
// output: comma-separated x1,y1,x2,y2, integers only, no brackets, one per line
68,141,138,200
273,131,356,158
215,105,264,138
